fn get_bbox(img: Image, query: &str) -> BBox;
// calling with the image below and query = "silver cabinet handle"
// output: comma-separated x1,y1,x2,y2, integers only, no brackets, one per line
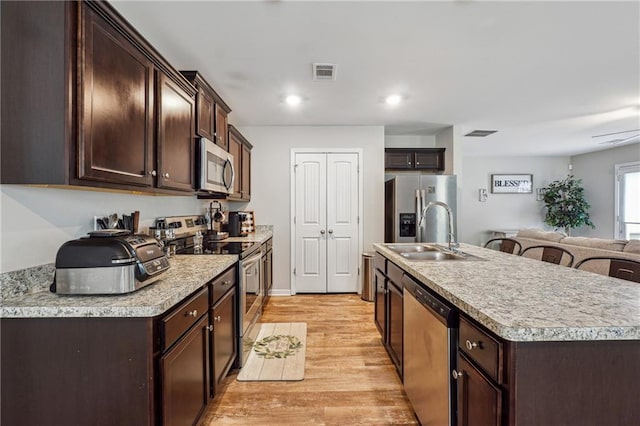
214,316,221,322
187,310,198,317
164,172,170,178
452,370,464,380
465,340,478,350
207,325,214,332
149,170,157,176
320,230,326,235
223,280,232,286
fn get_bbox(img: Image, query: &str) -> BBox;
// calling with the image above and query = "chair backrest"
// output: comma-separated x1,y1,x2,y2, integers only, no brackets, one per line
574,257,640,283
520,245,575,267
484,238,522,255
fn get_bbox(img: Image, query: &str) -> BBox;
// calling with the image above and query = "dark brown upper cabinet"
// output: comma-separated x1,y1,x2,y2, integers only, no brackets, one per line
156,72,196,192
180,71,232,150
385,148,445,171
1,1,197,194
227,125,252,202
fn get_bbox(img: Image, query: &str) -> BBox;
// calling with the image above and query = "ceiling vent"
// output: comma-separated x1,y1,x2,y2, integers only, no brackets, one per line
312,63,337,80
465,130,498,137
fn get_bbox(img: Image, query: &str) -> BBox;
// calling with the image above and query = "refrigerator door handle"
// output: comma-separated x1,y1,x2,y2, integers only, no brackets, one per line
420,189,426,242
415,189,421,242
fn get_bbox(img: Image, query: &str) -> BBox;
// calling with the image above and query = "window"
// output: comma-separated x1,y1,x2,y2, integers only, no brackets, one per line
615,161,640,240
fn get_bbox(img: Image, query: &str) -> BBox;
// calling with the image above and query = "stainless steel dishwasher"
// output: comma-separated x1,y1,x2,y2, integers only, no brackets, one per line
403,274,458,426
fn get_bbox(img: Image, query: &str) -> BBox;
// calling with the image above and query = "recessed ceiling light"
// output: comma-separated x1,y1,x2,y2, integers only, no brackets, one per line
285,94,302,106
385,94,402,106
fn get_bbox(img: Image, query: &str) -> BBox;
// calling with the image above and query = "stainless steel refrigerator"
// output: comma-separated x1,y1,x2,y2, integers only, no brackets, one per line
384,174,457,243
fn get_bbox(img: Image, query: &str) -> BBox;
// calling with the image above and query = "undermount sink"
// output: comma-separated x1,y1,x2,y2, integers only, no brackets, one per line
382,243,485,261
383,244,440,253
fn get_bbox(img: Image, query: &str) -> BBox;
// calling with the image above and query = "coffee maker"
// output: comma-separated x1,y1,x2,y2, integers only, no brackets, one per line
227,211,248,237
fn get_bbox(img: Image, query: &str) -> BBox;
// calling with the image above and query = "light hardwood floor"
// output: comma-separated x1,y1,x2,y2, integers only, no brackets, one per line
202,294,418,425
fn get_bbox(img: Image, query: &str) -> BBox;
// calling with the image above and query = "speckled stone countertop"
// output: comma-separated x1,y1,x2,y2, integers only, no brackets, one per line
225,226,273,244
374,243,640,342
0,255,237,319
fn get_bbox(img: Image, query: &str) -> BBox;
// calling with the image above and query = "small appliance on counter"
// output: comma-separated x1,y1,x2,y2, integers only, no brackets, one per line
51,230,170,295
227,211,248,237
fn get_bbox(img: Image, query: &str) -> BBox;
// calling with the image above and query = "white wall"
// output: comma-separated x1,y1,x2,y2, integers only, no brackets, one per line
0,186,210,273
238,126,385,294
384,134,436,148
570,142,640,238
459,156,570,246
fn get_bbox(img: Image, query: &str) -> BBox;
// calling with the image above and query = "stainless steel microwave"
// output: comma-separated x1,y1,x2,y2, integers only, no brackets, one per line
197,138,234,194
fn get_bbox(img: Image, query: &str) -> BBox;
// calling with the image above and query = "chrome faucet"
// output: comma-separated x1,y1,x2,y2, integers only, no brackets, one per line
418,201,459,252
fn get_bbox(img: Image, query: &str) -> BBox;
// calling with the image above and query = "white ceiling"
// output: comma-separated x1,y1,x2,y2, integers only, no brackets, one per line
112,0,640,157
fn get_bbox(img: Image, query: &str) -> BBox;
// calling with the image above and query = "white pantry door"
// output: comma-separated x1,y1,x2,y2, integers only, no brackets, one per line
294,152,359,293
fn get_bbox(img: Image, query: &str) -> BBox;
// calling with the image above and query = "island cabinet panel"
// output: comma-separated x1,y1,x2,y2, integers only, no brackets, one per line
457,353,503,426
508,340,640,426
0,317,156,426
373,253,403,378
79,3,154,187
156,71,196,192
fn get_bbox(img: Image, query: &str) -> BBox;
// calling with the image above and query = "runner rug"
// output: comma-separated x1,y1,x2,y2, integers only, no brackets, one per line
237,322,307,382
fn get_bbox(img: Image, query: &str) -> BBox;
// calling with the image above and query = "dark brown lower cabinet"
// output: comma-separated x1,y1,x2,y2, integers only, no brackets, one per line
456,353,502,426
161,315,210,426
374,268,386,335
211,287,237,395
387,279,403,374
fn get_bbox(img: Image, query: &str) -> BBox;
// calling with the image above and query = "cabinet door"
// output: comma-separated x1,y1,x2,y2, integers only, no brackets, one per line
79,5,154,187
241,143,251,200
374,269,386,337
415,150,443,170
214,106,228,150
156,72,195,192
196,87,214,140
227,130,243,199
456,354,502,426
161,315,209,426
385,151,413,170
387,280,403,375
211,287,237,394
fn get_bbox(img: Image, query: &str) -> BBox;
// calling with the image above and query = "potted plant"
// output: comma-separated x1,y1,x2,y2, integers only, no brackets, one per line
542,175,595,235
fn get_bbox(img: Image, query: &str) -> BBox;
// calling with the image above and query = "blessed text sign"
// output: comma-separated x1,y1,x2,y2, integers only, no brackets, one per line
491,174,533,194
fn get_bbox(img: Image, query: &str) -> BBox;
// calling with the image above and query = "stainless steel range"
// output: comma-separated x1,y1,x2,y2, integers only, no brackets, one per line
160,215,263,367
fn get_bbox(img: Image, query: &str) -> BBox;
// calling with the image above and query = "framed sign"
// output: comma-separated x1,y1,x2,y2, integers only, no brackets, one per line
491,174,533,194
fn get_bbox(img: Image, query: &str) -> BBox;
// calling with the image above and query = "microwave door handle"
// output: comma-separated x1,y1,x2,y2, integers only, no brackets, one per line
222,158,234,190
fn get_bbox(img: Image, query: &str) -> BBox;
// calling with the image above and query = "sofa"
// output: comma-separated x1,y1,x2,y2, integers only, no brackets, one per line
512,229,640,276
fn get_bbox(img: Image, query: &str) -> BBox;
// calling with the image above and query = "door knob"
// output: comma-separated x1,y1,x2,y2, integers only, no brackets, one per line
320,230,326,235
328,229,333,234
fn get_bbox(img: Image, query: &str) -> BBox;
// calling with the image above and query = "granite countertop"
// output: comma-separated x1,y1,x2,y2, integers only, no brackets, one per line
0,255,237,319
374,243,640,342
224,227,273,244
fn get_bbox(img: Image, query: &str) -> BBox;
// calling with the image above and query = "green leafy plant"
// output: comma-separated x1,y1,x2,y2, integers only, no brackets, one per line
542,175,595,235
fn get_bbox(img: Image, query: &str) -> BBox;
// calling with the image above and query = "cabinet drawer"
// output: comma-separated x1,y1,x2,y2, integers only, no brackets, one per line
387,261,404,287
161,287,208,351
374,253,386,273
459,316,503,383
210,266,236,306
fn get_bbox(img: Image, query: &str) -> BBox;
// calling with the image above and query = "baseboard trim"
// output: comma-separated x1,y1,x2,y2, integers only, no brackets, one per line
269,289,292,296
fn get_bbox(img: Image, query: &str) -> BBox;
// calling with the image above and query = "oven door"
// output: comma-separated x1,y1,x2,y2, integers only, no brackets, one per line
241,252,263,335
198,138,234,194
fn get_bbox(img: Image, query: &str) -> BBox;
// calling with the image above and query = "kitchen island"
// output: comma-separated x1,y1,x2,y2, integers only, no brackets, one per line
374,243,640,426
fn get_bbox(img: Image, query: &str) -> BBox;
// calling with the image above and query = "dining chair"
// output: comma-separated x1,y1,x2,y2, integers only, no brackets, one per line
574,257,640,283
484,238,522,255
520,245,575,267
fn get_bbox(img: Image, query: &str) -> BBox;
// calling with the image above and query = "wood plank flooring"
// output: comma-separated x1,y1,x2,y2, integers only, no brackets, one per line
202,294,418,425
